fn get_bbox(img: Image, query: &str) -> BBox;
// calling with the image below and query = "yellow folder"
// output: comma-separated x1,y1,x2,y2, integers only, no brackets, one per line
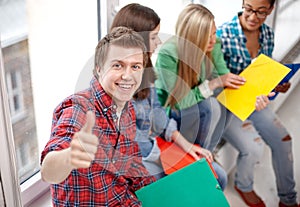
217,54,290,121
135,159,230,207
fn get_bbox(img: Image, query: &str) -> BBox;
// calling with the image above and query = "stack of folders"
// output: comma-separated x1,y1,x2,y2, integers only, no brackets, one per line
135,157,230,207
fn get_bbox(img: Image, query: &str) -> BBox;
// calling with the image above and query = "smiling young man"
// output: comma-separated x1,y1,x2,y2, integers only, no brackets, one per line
217,0,299,207
40,26,155,207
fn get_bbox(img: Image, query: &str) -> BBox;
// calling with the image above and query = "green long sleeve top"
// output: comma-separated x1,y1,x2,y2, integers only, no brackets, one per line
154,37,229,110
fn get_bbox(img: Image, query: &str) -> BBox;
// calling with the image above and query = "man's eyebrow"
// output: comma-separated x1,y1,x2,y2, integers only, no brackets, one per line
244,3,269,9
110,59,143,65
132,61,144,65
109,59,121,63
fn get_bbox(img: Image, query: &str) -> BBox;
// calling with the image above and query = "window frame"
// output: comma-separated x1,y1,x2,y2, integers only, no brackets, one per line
0,41,23,207
0,39,50,207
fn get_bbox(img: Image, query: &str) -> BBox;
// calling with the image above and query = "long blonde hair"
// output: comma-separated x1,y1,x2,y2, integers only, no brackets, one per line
166,4,214,107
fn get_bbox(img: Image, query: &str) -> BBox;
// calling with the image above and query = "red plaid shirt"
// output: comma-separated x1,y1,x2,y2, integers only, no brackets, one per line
41,77,155,207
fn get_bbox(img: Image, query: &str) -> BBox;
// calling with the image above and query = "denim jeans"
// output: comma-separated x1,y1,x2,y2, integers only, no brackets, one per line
223,106,297,205
212,161,228,191
170,97,227,152
170,97,229,190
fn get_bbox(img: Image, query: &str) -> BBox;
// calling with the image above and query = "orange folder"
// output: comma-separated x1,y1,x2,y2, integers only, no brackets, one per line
156,137,218,178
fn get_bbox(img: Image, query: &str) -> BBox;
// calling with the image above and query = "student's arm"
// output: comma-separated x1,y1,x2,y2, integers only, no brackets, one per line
149,87,169,135
155,41,207,107
41,111,98,184
164,118,213,163
207,40,246,91
171,130,213,163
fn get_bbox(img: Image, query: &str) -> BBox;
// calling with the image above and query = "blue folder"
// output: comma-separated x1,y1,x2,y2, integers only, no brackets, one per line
135,159,230,207
269,63,300,100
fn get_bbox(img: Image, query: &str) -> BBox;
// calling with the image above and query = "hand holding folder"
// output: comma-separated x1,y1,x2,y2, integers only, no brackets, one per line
217,54,291,121
156,137,217,178
269,63,300,100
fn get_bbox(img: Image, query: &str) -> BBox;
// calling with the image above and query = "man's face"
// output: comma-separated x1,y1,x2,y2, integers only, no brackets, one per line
241,0,273,31
97,45,144,108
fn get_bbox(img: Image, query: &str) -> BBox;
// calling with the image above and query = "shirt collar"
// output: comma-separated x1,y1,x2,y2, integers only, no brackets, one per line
90,76,129,116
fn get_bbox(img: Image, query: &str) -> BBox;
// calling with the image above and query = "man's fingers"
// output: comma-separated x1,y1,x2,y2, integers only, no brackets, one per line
70,156,94,169
255,95,269,111
82,111,96,133
70,134,98,169
72,136,98,153
268,92,276,97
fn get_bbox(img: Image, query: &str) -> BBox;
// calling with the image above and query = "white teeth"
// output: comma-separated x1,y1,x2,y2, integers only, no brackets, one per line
119,84,132,89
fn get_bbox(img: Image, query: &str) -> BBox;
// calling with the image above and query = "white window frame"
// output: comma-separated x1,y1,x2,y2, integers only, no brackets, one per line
0,40,23,207
0,36,50,207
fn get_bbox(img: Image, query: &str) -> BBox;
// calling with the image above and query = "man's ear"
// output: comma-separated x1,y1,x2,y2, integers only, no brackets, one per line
268,5,274,15
94,66,101,79
96,66,101,75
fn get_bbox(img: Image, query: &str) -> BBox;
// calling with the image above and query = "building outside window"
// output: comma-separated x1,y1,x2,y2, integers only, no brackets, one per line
0,0,39,186
2,39,39,183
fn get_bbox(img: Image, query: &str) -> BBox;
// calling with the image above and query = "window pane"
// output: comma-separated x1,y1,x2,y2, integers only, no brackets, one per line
1,0,39,183
2,39,40,184
11,71,17,89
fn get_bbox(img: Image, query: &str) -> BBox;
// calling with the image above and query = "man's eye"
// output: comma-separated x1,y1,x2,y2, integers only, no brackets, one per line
151,36,157,40
258,11,267,15
132,65,142,71
113,63,122,69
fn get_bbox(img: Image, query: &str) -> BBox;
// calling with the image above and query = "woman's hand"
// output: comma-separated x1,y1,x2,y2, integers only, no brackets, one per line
209,73,246,90
187,144,214,163
172,131,213,163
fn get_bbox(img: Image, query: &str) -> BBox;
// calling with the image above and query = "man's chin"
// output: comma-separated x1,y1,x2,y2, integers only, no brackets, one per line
114,93,134,104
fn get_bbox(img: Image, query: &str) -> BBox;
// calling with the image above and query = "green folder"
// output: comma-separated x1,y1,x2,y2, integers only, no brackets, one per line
135,159,230,207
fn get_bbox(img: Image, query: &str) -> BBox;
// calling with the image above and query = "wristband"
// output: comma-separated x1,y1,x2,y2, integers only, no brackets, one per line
198,80,213,98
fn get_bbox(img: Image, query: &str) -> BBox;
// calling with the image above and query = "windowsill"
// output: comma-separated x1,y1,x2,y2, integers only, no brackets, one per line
21,171,50,207
26,188,51,207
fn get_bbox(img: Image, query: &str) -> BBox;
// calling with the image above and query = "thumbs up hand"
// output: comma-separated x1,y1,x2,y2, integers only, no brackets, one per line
70,111,99,169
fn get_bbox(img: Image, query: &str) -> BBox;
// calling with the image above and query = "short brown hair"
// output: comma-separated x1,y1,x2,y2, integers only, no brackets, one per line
93,26,148,78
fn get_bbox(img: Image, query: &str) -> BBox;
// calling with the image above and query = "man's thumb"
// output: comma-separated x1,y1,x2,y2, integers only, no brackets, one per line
82,111,95,133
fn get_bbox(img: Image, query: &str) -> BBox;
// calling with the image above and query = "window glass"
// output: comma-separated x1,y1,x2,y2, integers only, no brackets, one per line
1,1,39,184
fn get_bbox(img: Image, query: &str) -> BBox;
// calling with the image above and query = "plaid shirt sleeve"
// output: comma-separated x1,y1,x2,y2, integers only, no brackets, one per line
40,94,93,164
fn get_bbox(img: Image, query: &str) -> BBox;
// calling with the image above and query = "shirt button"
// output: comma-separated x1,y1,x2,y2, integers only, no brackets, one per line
113,105,117,109
112,159,116,164
131,163,138,168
